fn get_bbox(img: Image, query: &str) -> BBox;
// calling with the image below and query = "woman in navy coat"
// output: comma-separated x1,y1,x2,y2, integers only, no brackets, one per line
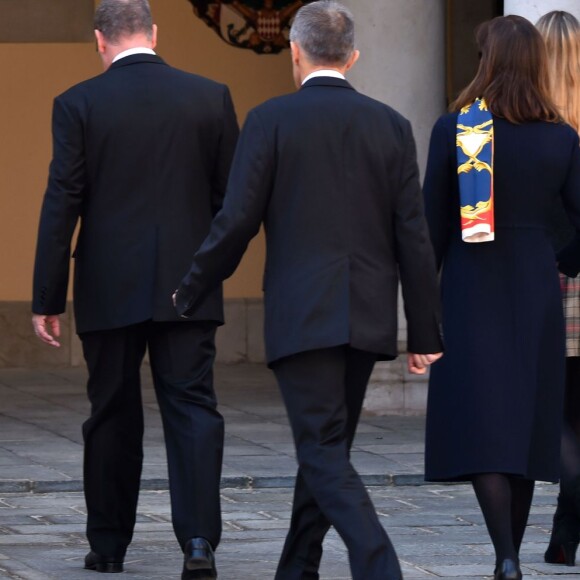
423,15,580,580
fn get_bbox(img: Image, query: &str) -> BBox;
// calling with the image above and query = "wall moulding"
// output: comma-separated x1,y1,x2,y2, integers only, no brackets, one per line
0,0,94,43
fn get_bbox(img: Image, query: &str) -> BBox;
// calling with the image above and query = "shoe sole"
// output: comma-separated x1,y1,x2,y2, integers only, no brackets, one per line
84,562,124,573
545,542,578,566
185,557,214,571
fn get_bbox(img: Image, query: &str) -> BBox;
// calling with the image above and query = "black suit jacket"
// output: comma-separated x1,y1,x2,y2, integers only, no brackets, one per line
33,54,239,333
175,77,443,364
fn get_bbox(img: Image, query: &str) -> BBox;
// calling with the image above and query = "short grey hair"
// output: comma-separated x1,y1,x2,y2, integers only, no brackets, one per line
94,0,153,43
289,1,355,66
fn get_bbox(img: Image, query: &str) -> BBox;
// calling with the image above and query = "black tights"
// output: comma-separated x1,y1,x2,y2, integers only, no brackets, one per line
472,473,535,565
560,357,580,486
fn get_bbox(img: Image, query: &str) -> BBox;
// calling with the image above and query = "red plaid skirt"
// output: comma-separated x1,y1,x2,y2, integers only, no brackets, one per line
561,273,580,357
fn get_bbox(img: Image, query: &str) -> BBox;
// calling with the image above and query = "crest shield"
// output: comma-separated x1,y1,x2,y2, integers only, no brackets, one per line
187,0,311,54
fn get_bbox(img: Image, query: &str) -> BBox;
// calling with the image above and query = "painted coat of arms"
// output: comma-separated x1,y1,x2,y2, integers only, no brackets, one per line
188,0,311,54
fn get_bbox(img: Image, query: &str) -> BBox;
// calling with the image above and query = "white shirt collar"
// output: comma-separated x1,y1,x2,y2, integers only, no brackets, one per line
302,69,346,85
112,47,156,64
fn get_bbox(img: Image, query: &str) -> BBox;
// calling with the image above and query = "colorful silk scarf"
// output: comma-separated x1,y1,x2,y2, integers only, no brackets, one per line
457,98,495,242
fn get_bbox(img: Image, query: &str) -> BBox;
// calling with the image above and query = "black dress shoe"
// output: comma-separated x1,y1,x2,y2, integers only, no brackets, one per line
545,492,580,566
494,558,522,580
182,571,218,580
84,551,124,573
182,537,217,579
545,482,580,566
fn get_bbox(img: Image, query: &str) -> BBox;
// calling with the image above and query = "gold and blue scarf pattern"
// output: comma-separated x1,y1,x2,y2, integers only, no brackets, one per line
457,98,495,242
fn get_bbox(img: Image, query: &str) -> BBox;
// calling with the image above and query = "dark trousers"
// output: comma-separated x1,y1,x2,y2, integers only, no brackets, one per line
80,321,224,558
272,346,402,580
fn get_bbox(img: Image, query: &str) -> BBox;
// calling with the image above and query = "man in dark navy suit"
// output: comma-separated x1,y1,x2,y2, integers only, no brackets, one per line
31,0,238,577
174,1,443,578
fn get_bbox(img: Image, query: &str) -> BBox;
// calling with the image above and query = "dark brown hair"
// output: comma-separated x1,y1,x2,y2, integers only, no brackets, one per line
452,15,561,124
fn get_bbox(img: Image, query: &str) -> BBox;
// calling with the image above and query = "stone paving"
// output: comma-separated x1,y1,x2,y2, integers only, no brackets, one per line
0,364,425,492
0,485,577,579
0,365,578,579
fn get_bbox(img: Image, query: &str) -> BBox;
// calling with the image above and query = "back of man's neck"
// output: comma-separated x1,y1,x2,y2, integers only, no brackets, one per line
109,35,154,60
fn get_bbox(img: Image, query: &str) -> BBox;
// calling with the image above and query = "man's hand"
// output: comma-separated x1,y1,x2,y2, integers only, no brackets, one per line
32,314,61,348
407,352,443,375
172,290,192,319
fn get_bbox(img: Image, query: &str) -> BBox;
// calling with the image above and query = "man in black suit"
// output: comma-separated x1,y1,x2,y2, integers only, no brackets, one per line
31,0,238,577
174,2,443,578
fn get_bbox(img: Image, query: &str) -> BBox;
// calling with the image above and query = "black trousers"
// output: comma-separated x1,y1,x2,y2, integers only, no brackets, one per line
80,321,224,558
272,346,402,580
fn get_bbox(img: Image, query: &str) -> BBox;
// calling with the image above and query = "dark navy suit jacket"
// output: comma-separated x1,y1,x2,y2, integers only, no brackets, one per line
33,54,239,333
175,77,443,364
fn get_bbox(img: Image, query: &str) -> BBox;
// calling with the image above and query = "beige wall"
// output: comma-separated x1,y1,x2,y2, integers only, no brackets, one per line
0,0,293,302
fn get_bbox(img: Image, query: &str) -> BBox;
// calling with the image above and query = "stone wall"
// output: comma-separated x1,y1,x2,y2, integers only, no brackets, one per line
0,299,426,415
0,299,265,368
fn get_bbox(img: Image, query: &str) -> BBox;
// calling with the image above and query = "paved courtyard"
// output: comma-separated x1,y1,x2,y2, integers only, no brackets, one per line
0,365,578,579
0,485,576,579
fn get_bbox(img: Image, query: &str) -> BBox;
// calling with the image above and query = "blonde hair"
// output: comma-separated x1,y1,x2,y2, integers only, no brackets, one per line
537,10,580,135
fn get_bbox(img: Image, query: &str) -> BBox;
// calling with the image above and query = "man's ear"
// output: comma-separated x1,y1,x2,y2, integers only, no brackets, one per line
151,24,158,49
344,49,360,72
290,41,300,66
95,29,106,54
